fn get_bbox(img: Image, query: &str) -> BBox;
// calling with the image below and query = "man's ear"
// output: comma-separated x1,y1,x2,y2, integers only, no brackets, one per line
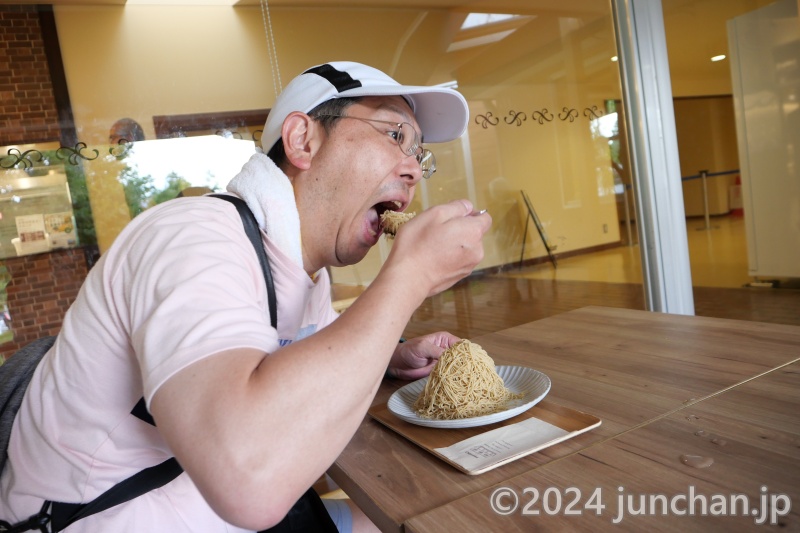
281,112,321,171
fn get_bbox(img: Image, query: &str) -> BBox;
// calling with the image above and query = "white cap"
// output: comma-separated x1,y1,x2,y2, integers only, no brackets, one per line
261,61,469,153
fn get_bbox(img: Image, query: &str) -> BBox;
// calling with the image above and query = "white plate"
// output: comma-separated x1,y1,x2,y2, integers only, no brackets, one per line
387,366,551,429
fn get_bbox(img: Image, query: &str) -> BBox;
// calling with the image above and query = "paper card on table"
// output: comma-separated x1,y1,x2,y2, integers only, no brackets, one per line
369,400,602,475
435,417,568,474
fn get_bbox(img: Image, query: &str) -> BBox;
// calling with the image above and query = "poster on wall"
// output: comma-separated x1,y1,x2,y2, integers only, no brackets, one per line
45,212,77,249
16,214,47,243
14,214,49,256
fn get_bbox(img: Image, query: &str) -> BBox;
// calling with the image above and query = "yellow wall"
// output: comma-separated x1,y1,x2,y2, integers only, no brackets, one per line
461,84,620,268
55,6,275,144
54,5,457,144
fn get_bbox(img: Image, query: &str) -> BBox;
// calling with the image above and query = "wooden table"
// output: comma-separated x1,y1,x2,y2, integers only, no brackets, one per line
329,307,800,532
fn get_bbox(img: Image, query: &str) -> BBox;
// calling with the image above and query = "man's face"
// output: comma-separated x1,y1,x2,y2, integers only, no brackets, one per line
109,125,127,145
295,95,425,270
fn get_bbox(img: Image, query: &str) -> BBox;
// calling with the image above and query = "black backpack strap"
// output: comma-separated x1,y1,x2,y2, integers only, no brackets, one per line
210,193,277,330
208,195,336,533
130,397,155,426
260,487,338,533
48,458,183,532
0,500,51,533
127,194,278,429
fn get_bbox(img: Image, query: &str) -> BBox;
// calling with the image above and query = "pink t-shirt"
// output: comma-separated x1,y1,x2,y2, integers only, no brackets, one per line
0,196,338,531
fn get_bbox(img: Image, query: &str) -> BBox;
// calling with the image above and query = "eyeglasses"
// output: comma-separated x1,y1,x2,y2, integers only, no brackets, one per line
315,114,437,179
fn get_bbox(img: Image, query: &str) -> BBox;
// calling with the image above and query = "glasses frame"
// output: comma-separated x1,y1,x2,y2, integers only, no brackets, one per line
315,114,437,179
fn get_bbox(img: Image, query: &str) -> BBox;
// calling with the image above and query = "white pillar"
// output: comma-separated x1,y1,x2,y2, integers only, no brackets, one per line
611,0,695,315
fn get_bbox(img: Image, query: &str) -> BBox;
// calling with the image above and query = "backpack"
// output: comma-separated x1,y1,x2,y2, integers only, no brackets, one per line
0,195,335,532
0,336,56,475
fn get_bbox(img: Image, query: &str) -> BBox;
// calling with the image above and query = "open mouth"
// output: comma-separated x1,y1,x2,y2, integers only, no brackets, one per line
375,200,403,221
371,200,403,234
375,200,417,237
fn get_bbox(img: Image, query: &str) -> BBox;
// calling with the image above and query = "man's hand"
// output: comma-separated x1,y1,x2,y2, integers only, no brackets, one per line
385,200,491,300
386,331,460,380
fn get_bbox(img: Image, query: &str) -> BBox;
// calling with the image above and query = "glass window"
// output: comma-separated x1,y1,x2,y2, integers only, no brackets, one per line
1,1,796,355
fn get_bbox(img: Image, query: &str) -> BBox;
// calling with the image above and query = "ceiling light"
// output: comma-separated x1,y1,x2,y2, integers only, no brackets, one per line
611,56,618,62
448,30,516,52
711,55,726,62
460,13,519,30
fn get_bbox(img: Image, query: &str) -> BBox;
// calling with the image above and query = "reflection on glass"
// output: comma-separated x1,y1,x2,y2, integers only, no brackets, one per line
104,136,256,218
0,164,78,259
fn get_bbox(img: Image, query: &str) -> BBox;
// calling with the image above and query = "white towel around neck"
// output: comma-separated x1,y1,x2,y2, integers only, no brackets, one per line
226,153,303,268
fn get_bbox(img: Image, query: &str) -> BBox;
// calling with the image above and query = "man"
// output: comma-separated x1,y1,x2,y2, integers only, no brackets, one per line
108,117,146,145
0,62,490,531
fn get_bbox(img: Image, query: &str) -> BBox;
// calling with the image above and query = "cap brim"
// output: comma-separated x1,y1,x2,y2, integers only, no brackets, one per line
338,85,468,144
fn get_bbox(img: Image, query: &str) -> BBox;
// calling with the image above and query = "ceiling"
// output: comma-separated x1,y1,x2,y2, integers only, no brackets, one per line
2,0,601,6
0,0,773,12
1,0,778,92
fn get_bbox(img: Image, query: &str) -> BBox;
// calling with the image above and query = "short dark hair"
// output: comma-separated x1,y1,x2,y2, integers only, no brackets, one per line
266,96,363,168
109,118,145,144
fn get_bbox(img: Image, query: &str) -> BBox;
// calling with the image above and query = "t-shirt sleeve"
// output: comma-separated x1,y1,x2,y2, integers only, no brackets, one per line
113,201,278,404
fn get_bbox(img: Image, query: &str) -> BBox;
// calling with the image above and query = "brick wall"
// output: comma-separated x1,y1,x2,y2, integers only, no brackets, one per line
0,6,86,360
1,248,88,359
0,5,61,146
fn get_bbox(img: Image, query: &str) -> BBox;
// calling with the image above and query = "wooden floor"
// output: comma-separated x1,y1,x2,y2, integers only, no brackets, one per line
335,214,800,340
400,276,800,340
503,214,755,288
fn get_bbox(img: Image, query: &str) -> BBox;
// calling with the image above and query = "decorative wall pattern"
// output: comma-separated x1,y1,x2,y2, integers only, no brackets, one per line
1,143,99,168
474,106,606,129
1,132,262,170
1,104,607,171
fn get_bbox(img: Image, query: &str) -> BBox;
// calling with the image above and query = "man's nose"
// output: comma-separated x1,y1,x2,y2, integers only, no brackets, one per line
399,153,423,185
